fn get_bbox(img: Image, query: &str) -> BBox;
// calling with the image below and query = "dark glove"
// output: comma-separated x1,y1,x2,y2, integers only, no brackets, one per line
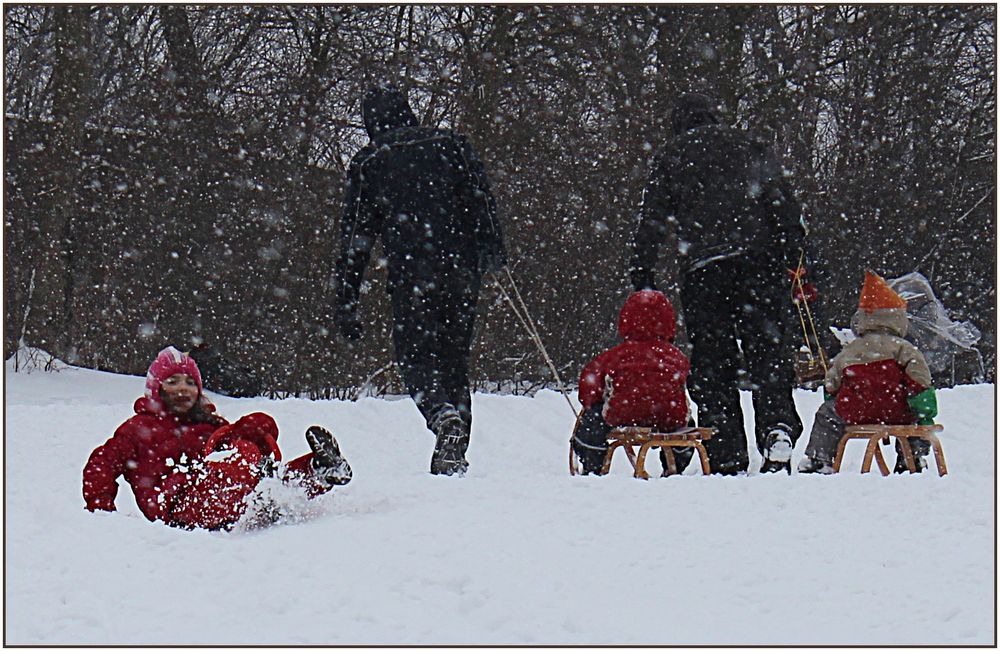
478,249,508,276
334,304,362,341
630,268,657,293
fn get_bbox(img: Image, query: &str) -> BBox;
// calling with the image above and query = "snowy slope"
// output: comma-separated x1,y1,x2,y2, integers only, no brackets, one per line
4,359,996,645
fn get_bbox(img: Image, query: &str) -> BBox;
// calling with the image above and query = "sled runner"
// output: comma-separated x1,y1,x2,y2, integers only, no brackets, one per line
833,424,947,477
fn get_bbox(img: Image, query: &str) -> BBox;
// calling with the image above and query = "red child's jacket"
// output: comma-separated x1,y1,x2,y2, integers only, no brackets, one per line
826,307,932,425
83,399,316,530
578,290,690,430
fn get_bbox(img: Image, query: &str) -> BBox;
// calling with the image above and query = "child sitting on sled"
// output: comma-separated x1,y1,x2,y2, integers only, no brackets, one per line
798,271,938,474
573,290,690,474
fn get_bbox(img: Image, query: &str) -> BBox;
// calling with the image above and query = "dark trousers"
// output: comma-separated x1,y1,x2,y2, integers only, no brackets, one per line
680,255,802,474
390,271,480,433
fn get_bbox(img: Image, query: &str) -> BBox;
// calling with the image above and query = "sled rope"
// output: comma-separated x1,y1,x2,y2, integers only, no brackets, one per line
794,298,814,361
493,267,579,419
492,268,582,475
792,249,828,372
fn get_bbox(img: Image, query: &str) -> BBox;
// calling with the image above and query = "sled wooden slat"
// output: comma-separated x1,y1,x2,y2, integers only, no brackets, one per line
602,427,715,479
834,424,947,477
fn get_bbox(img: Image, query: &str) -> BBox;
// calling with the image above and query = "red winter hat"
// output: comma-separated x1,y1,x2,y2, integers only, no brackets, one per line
858,270,907,312
618,290,677,342
145,346,203,404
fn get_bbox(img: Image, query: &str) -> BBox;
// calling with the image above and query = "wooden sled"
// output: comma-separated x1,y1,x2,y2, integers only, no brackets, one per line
833,424,947,477
604,427,715,479
569,413,715,478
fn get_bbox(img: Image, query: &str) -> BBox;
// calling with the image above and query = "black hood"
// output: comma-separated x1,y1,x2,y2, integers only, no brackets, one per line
362,84,419,139
670,93,720,135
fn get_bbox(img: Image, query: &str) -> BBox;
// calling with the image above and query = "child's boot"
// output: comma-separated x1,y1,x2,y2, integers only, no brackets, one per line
893,437,930,474
306,426,353,485
797,455,835,475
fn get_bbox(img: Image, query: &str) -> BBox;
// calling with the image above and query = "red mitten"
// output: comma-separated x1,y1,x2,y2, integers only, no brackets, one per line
788,266,819,304
203,413,282,461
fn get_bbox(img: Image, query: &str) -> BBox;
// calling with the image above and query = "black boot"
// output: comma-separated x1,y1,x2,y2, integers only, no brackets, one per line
306,426,353,485
572,404,612,475
760,426,793,474
893,438,930,474
429,407,470,476
797,455,835,475
660,446,694,476
573,438,608,475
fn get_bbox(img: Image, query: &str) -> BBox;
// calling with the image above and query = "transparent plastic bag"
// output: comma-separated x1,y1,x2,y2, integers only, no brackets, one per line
887,271,984,382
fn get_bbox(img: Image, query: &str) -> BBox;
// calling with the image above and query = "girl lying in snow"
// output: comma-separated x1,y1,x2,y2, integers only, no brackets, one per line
82,346,352,530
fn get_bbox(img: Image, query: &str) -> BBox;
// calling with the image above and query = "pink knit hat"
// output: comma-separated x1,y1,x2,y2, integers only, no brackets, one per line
145,346,203,405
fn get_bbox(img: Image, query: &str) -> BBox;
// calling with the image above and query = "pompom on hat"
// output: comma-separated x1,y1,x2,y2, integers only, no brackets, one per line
145,346,203,403
858,270,907,312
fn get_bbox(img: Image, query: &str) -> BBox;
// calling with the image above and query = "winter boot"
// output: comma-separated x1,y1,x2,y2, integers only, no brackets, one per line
306,426,353,486
573,437,608,475
797,455,835,475
572,404,612,475
429,407,470,476
893,438,930,474
660,446,694,476
761,426,793,474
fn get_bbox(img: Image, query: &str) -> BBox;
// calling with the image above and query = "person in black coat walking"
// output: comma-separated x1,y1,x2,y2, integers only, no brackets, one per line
630,93,806,474
333,84,506,476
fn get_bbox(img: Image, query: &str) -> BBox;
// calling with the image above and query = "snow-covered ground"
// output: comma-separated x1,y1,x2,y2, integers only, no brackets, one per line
4,357,996,645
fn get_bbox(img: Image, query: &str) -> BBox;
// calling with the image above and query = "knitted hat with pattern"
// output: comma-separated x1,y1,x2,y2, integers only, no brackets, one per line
145,346,203,407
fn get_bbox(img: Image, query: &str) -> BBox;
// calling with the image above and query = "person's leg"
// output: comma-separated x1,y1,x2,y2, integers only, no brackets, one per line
390,281,450,425
738,256,803,470
440,275,479,430
284,426,353,496
573,403,614,475
391,274,475,475
798,400,842,474
682,263,748,475
424,275,480,475
203,412,282,460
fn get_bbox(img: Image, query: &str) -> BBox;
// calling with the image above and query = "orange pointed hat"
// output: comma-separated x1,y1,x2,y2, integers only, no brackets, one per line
858,270,907,312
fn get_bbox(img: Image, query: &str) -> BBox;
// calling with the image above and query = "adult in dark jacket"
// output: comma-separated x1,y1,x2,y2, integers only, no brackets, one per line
630,93,806,474
333,84,506,476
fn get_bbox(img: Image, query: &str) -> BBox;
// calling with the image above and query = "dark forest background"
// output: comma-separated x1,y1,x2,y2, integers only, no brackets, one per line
4,5,996,397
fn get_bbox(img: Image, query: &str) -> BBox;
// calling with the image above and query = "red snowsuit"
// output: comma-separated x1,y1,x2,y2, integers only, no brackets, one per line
83,398,324,530
578,290,690,430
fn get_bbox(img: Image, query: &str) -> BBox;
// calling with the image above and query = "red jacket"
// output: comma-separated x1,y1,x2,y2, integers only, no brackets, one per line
826,307,933,425
83,399,318,529
578,291,690,430
834,359,926,425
